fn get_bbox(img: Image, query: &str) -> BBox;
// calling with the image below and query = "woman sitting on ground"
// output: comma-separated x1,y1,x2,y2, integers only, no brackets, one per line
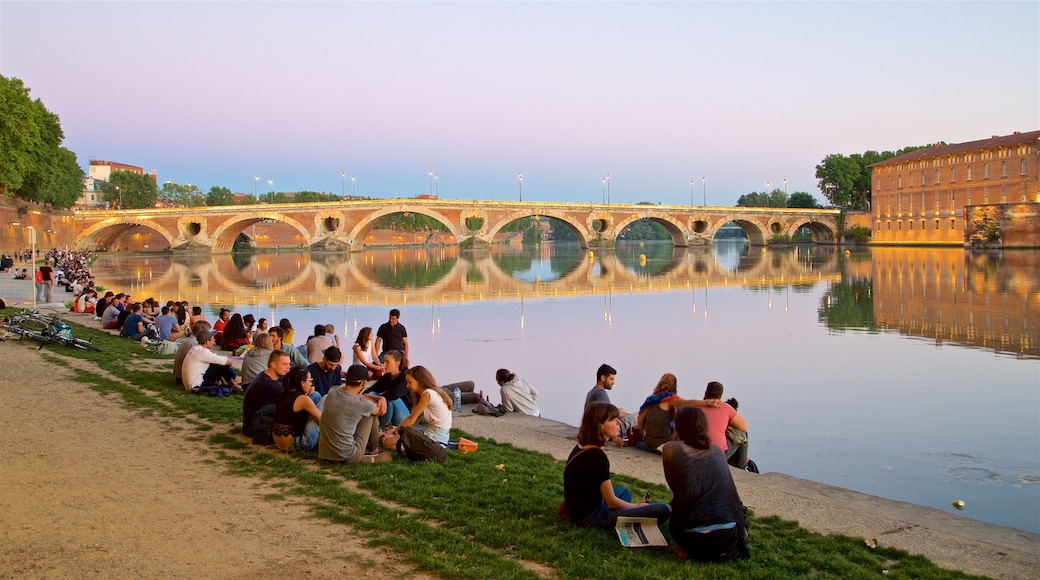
220,313,251,351
240,332,275,386
73,288,98,314
563,402,670,530
394,365,452,444
352,326,383,378
271,366,322,453
636,373,722,453
495,368,539,416
278,318,295,346
660,406,749,562
364,349,410,429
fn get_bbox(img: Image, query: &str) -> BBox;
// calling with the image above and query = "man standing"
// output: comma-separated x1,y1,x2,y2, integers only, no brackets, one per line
374,308,408,363
700,381,749,469
308,345,344,397
318,365,391,464
39,262,54,302
268,326,308,368
181,329,240,393
584,363,636,447
242,350,290,437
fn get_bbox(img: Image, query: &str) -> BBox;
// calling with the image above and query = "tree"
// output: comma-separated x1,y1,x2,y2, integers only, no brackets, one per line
158,181,203,207
0,75,84,208
788,191,821,208
99,169,158,209
815,154,862,210
206,186,235,206
237,193,258,205
736,191,770,207
768,189,789,208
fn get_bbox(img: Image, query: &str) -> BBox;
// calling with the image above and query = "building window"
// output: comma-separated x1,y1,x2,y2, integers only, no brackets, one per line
921,171,927,185
921,219,925,230
967,165,973,181
951,218,956,230
951,167,956,182
935,219,940,230
887,175,892,189
898,175,903,188
909,220,913,230
910,173,915,186
1021,183,1027,201
888,221,891,230
984,163,989,178
1002,185,1007,202
935,169,940,183
1002,160,1007,176
1022,159,1028,175
984,187,989,202
967,187,972,204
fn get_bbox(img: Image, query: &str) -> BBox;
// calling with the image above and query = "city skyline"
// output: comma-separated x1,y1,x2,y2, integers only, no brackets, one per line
2,1,1037,206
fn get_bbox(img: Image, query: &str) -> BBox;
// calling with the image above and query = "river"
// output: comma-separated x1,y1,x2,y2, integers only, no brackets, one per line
87,242,1040,533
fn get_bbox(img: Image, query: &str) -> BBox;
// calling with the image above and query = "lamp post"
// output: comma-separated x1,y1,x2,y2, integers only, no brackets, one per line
115,186,121,209
766,181,771,207
783,177,787,196
606,173,611,204
518,171,523,202
601,177,605,204
690,179,695,206
254,175,258,198
351,174,355,197
702,175,706,206
341,171,345,197
435,173,438,197
268,178,273,204
428,169,433,196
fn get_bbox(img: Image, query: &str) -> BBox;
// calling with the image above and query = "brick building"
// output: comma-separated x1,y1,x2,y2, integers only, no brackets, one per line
869,131,1040,245
77,160,157,209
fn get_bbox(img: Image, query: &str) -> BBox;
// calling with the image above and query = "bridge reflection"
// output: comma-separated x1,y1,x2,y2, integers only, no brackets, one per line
89,242,839,307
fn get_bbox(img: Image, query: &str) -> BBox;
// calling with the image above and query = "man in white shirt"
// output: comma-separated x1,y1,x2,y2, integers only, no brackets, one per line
182,329,240,393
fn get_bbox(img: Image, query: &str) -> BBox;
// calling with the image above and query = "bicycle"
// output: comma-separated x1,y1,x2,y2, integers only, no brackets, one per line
3,308,103,352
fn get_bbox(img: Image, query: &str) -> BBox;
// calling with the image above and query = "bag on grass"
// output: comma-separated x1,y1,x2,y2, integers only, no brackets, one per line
395,426,446,463
473,399,505,417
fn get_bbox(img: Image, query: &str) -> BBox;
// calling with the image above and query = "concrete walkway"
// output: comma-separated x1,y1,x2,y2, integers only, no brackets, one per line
1,270,1037,578
453,412,1039,579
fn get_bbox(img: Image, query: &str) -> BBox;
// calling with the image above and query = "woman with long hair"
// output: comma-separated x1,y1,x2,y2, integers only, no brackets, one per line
563,402,670,530
271,366,322,453
220,313,251,350
661,406,749,562
364,349,409,428
397,365,453,444
495,368,539,416
278,318,295,346
352,326,383,378
240,331,275,386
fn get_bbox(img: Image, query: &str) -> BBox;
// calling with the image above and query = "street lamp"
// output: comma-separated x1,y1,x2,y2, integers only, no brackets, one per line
428,169,433,196
518,171,523,202
766,181,771,207
702,175,706,206
341,171,346,197
351,174,356,197
783,177,787,196
606,173,611,204
115,186,121,209
601,177,605,204
254,175,258,198
435,172,438,197
690,179,695,206
268,178,273,203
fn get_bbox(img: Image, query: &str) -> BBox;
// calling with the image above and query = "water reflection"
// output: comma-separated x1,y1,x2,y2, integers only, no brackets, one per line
89,244,1039,359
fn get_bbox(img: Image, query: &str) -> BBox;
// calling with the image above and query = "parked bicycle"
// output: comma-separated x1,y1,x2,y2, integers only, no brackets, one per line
3,308,103,351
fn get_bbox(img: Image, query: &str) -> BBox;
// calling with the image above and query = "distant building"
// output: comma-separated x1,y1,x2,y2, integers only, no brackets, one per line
77,160,157,209
869,131,1039,245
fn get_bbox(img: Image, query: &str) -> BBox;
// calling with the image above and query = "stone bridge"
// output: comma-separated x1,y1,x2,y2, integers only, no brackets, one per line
73,200,841,253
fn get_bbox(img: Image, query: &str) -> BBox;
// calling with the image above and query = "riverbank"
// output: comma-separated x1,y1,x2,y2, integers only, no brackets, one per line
0,275,1037,578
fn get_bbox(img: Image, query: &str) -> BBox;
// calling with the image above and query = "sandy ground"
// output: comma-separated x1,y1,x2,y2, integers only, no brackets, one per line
0,339,430,579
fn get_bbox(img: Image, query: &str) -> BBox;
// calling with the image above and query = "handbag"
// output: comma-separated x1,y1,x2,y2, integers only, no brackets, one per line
395,426,447,463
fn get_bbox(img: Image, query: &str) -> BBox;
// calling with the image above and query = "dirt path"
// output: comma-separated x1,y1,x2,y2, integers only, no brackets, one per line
0,340,427,579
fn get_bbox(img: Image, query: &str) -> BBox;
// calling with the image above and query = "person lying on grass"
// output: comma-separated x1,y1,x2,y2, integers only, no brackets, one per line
563,402,670,530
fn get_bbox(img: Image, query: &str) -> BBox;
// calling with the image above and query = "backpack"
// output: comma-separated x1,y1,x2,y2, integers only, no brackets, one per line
395,426,447,463
473,399,505,417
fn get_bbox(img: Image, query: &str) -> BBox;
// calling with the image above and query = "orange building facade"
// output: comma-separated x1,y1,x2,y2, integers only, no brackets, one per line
869,131,1040,245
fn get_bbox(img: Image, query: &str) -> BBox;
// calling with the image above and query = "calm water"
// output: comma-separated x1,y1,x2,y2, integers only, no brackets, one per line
89,242,1040,533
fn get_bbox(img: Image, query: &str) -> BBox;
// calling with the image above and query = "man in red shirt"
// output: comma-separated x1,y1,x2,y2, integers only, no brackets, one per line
700,381,749,469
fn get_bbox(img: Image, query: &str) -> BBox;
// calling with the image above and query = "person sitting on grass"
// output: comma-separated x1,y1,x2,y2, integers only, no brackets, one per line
242,350,289,438
307,345,343,397
364,349,411,429
660,406,749,562
382,365,452,448
220,313,251,351
268,326,308,368
318,364,391,464
271,366,322,453
181,329,241,393
239,331,276,386
563,402,670,530
121,302,153,341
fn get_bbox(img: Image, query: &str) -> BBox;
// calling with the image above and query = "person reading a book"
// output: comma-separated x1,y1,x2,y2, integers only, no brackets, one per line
660,406,750,561
563,402,670,530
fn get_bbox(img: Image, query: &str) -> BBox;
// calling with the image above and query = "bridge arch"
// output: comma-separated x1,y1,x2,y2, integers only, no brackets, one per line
483,210,591,248
784,218,837,243
614,213,688,247
209,213,313,253
75,218,177,251
711,218,769,246
344,207,465,251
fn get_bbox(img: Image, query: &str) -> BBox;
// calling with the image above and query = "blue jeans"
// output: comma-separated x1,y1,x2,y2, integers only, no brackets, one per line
592,486,671,530
288,393,324,453
379,398,410,429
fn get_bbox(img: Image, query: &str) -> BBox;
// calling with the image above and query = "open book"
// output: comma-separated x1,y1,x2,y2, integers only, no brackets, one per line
615,516,667,548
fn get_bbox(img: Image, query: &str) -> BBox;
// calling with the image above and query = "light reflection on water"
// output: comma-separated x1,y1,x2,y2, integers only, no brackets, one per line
89,242,1040,533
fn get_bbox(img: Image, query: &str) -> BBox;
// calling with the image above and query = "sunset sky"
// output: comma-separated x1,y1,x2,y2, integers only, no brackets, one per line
2,1,1037,206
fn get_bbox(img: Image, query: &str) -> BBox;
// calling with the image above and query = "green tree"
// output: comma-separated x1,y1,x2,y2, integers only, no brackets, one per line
768,189,789,208
206,186,235,206
99,169,158,209
736,191,770,207
815,154,862,210
0,75,84,208
237,193,258,205
788,191,821,208
158,181,204,207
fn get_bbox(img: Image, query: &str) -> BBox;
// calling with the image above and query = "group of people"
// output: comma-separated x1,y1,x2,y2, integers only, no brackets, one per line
10,249,97,304
561,363,751,562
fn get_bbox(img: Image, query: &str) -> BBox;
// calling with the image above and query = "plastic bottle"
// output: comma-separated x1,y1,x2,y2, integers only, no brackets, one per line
453,386,462,412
